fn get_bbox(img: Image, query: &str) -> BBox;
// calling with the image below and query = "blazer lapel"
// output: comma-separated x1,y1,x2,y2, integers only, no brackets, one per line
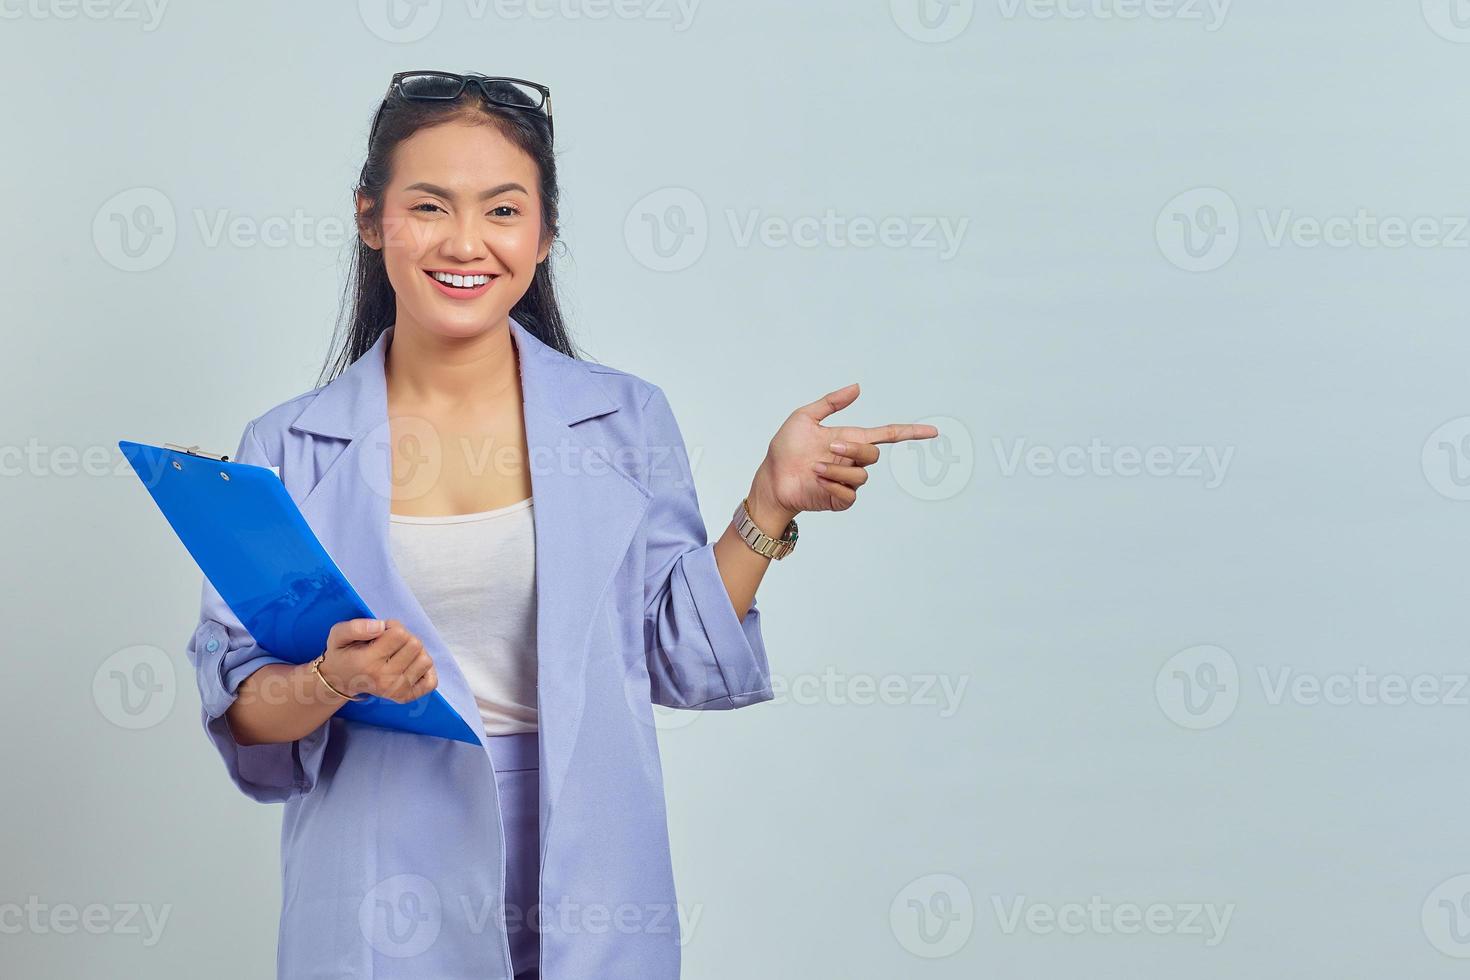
285,318,652,794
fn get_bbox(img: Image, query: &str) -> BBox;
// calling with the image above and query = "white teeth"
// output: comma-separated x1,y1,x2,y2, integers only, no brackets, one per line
429,271,493,287
430,272,492,288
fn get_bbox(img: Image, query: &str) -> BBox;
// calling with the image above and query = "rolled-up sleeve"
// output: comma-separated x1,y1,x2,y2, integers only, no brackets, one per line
183,420,331,803
640,386,774,711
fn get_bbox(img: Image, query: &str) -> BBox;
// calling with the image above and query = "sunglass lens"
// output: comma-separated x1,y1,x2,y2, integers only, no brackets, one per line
398,73,465,99
478,79,546,111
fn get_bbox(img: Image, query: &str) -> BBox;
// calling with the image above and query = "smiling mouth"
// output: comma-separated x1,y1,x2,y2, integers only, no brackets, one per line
424,270,497,289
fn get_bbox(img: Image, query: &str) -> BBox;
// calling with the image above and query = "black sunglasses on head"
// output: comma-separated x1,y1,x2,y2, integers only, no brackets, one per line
368,71,553,143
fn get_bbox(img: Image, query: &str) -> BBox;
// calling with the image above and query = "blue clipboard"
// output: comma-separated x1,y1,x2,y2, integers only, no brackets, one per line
119,439,479,745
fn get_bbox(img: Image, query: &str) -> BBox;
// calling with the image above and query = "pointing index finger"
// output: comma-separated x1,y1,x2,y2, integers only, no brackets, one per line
849,423,940,445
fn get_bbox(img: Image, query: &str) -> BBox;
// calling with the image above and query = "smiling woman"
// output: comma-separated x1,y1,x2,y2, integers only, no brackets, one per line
188,69,936,980
321,73,569,383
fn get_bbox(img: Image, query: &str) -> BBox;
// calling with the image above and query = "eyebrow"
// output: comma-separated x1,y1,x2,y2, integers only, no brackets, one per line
403,181,530,200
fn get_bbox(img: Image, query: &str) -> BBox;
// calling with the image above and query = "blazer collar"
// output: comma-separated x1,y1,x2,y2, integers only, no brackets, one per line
289,315,619,441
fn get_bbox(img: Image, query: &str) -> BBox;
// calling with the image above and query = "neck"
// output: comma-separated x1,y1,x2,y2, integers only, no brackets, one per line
384,318,522,411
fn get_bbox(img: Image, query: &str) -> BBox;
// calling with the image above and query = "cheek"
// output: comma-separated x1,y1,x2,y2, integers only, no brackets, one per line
379,242,422,299
377,219,438,300
494,224,546,266
379,213,438,260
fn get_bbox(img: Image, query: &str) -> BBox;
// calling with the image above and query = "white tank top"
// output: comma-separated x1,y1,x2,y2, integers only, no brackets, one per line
387,497,538,736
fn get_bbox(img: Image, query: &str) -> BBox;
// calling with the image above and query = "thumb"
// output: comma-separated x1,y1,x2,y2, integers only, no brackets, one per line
334,617,385,647
803,382,861,421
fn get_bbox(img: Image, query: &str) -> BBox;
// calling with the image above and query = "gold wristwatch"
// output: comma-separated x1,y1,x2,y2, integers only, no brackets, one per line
732,496,799,560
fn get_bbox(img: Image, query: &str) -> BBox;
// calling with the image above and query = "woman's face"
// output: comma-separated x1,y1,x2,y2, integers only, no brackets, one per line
358,118,551,340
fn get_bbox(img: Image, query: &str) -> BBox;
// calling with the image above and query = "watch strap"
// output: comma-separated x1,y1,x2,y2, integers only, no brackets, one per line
732,496,798,560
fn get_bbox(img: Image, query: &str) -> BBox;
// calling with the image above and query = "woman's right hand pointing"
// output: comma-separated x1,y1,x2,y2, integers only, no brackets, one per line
318,618,438,703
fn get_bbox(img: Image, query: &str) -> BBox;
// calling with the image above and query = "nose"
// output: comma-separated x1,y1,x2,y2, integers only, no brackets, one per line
443,211,487,263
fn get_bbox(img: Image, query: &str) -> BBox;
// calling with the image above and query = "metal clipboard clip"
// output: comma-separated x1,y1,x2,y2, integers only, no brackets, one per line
163,443,231,462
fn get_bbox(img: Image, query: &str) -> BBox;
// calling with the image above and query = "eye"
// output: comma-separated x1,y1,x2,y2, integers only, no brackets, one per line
489,204,521,218
411,202,445,214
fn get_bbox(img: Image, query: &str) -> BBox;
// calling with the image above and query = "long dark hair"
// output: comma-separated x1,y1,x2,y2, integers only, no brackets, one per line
317,78,579,386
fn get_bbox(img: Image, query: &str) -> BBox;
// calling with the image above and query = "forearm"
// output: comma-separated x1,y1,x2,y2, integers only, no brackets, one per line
712,475,797,621
225,661,346,747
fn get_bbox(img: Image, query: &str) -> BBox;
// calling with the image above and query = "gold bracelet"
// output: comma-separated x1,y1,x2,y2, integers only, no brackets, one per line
310,652,368,702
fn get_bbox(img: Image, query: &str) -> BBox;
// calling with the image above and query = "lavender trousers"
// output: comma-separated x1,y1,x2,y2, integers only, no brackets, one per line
488,731,541,979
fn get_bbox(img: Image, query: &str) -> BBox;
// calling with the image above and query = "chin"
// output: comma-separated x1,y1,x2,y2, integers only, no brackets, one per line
389,266,521,338
421,317,495,339
408,305,509,340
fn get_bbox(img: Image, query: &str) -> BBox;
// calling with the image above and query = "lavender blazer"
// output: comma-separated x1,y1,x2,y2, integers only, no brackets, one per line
186,317,774,978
